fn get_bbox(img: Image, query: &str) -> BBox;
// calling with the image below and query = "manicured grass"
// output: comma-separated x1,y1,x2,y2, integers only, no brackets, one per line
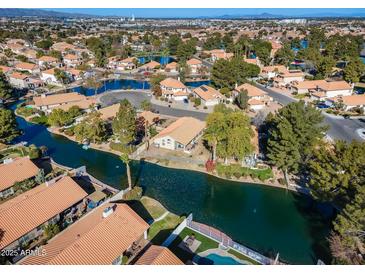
148,213,182,245
141,196,167,220
216,164,273,181
169,227,219,263
227,248,260,265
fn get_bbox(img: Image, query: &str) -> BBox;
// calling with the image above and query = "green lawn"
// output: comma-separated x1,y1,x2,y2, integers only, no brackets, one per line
169,227,219,263
148,213,182,245
140,196,167,220
227,248,261,265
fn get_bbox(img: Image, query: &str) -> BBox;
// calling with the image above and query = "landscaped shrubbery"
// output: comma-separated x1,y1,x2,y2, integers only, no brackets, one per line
216,164,273,181
16,106,36,117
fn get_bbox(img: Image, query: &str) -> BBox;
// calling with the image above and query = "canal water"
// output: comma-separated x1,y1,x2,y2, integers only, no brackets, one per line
69,79,211,96
9,101,332,264
137,56,175,66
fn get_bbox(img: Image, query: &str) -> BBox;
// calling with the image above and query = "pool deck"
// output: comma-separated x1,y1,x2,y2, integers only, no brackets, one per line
195,248,251,265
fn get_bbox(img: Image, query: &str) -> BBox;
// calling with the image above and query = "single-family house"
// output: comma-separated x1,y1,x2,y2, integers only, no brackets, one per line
326,95,365,112
165,62,178,73
20,203,149,265
116,57,137,71
205,49,234,62
160,78,189,101
0,65,13,75
193,85,225,106
310,81,353,100
234,83,272,111
15,62,39,74
9,72,30,89
260,65,288,79
33,92,87,112
0,176,87,255
274,70,305,86
135,245,183,265
139,60,160,71
63,54,81,68
38,56,60,68
186,58,203,74
0,157,40,199
153,117,205,153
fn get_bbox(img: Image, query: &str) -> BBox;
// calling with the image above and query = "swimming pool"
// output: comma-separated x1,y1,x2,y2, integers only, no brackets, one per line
197,253,244,265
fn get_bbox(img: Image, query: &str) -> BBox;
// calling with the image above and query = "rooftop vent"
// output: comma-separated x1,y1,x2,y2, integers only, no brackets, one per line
102,206,114,218
3,158,14,164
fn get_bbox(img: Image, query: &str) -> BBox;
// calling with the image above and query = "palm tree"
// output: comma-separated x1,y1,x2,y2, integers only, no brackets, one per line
84,77,102,96
120,153,132,191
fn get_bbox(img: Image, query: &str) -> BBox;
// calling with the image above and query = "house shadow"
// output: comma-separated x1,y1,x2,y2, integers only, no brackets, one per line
123,200,153,224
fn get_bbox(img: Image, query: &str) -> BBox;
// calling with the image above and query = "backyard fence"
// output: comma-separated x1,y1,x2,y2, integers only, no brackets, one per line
186,214,275,265
161,215,189,247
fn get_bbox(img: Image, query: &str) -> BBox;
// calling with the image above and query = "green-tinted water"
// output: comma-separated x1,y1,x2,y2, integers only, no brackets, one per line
11,107,332,264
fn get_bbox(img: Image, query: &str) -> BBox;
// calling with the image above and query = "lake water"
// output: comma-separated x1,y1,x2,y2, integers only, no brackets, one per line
9,102,332,265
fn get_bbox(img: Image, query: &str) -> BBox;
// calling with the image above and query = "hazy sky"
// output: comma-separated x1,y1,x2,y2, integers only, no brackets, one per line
44,8,365,18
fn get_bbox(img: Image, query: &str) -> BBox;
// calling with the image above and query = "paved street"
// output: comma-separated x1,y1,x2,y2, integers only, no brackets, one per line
98,90,208,121
255,83,365,142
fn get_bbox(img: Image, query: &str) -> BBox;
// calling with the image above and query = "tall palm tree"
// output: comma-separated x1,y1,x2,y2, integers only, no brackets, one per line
120,153,132,191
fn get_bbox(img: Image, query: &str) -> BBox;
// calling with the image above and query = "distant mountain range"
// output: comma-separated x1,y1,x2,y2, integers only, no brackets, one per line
0,8,94,18
0,8,364,19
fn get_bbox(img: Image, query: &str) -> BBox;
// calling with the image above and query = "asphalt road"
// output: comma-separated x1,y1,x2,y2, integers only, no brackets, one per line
255,83,365,142
98,90,208,121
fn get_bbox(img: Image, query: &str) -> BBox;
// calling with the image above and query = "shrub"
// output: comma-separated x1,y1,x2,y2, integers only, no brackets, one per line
205,159,216,172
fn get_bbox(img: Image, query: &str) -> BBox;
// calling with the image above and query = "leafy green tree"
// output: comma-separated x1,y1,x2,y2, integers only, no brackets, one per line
266,101,327,181
315,56,336,79
0,108,19,144
112,99,136,145
74,112,107,143
84,77,102,96
0,72,12,101
235,89,249,110
308,141,365,204
167,34,182,55
35,39,53,50
344,58,365,84
54,69,70,85
176,39,197,61
44,223,60,240
150,73,166,97
140,99,151,111
274,44,295,66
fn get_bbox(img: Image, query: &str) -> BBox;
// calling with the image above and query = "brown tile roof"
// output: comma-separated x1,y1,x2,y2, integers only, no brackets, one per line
98,103,120,120
320,81,352,91
235,83,267,97
155,117,205,146
248,98,265,106
261,65,288,74
140,60,160,69
38,56,58,62
160,77,187,89
334,95,365,106
135,245,183,265
33,92,86,107
293,80,327,90
138,111,160,125
15,62,37,71
194,85,224,101
9,72,29,80
53,98,96,111
0,66,12,73
0,157,40,192
165,62,178,69
20,203,149,265
64,54,78,60
186,58,202,65
0,176,87,250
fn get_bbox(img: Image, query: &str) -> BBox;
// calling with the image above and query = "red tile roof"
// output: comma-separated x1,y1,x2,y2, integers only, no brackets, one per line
0,176,87,250
135,245,183,265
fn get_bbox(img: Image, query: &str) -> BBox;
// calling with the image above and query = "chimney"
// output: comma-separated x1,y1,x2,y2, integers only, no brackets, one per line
102,206,114,218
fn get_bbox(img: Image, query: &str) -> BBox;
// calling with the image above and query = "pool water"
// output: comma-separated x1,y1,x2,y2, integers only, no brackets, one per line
197,253,244,265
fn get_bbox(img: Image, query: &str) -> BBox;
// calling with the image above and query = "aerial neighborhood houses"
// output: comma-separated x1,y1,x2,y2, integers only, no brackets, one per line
193,85,225,106
153,117,206,153
204,49,234,62
32,92,88,113
160,77,190,101
234,83,273,111
0,175,88,258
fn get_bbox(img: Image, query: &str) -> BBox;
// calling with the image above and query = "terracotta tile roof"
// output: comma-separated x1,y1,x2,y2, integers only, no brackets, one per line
33,92,86,107
186,58,202,66
261,65,288,74
235,83,266,97
160,77,187,89
165,62,178,69
135,245,183,265
320,81,352,91
155,117,205,146
0,176,87,250
140,61,160,69
194,85,224,101
38,56,58,62
15,62,37,71
53,98,96,111
0,157,40,192
248,98,265,106
293,80,327,90
120,57,136,63
333,95,365,106
21,203,149,265
281,71,305,78
98,103,120,120
9,72,29,80
51,42,76,52
138,111,160,125
64,54,78,60
0,66,12,73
